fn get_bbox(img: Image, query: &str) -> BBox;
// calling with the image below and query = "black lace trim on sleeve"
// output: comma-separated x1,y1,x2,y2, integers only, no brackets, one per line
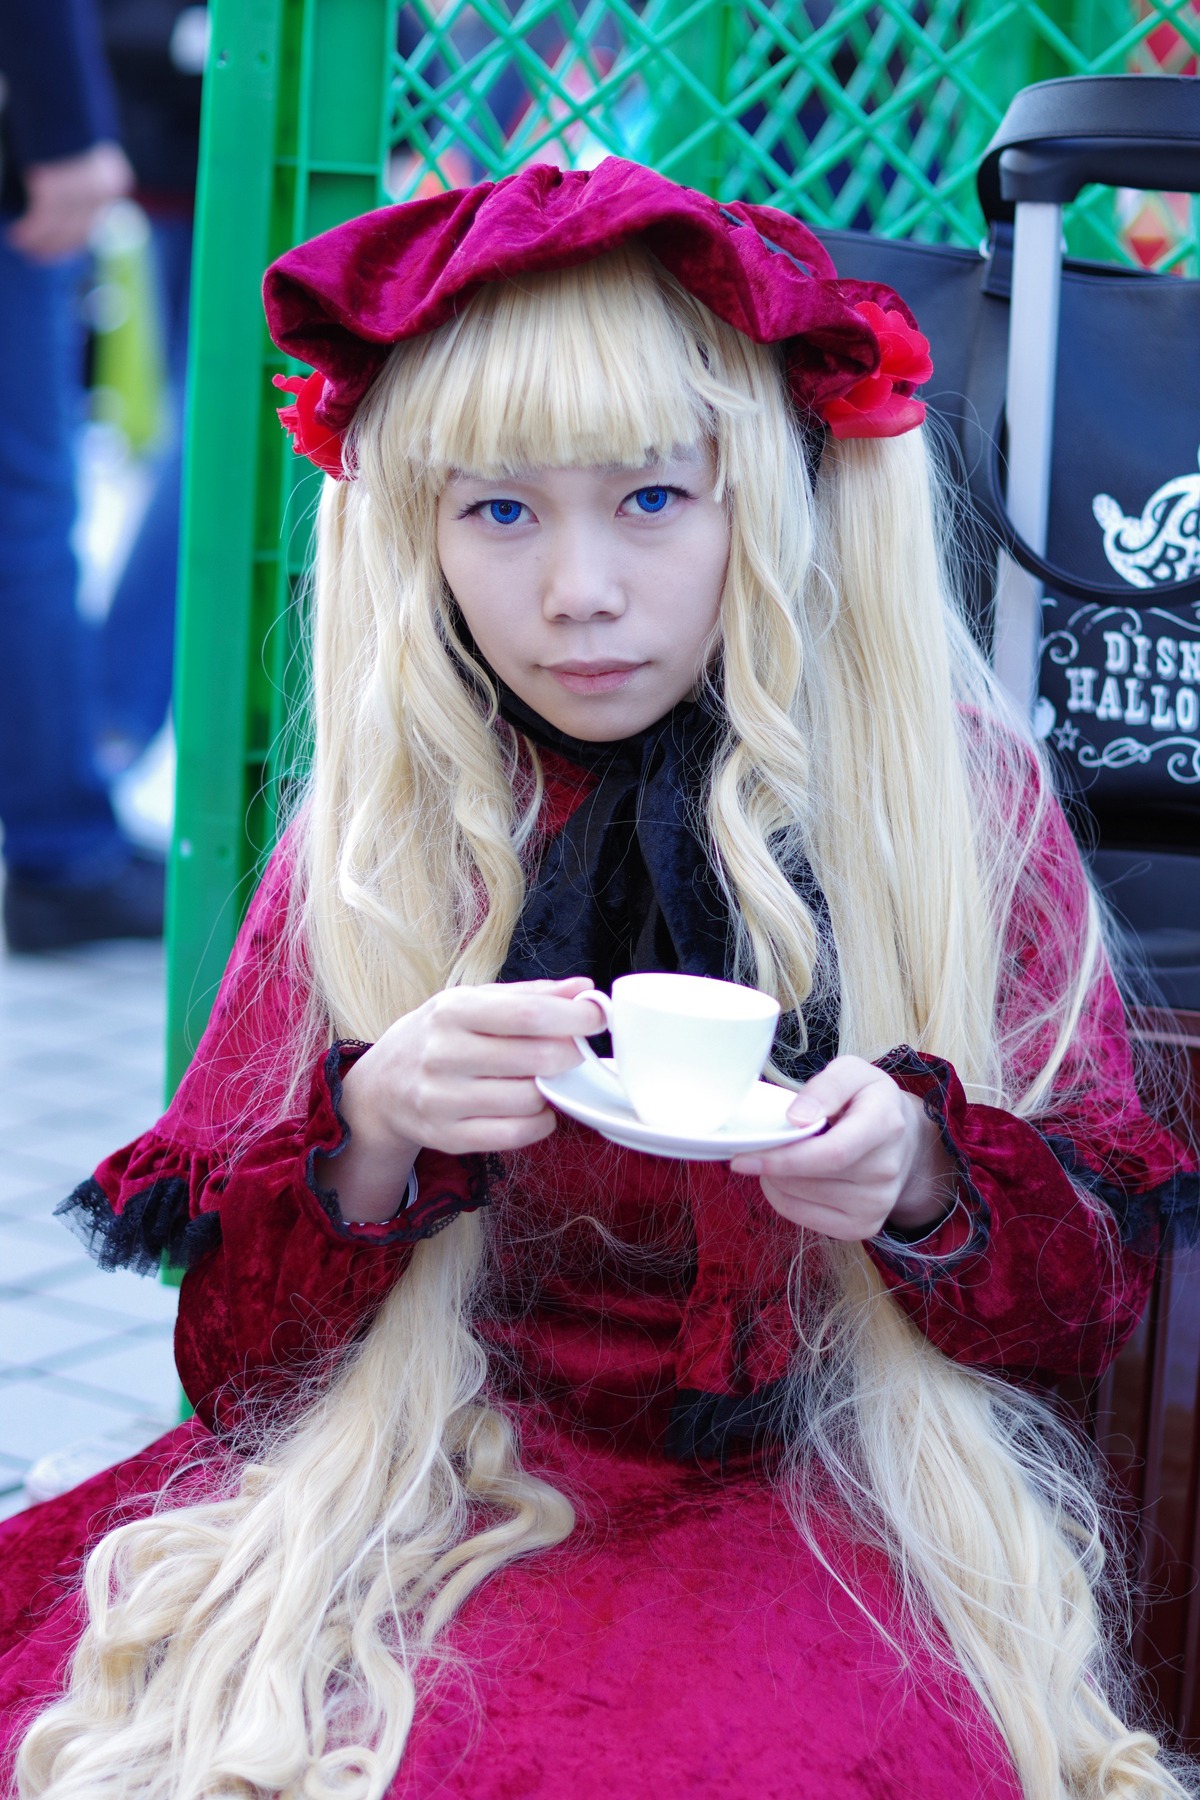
302,1039,363,1221
56,1175,222,1275
1041,1132,1200,1249
305,1042,494,1245
869,1046,991,1290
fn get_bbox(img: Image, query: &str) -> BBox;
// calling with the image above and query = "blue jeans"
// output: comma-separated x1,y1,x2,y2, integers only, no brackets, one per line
98,214,192,754
0,236,123,880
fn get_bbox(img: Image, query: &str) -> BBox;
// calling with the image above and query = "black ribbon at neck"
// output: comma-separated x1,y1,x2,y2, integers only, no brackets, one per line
494,682,839,1082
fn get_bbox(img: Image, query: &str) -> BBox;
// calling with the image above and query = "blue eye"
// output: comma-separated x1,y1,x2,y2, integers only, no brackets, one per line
633,487,669,514
488,499,524,525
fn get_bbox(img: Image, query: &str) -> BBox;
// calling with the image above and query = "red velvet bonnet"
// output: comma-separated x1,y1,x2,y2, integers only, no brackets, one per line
263,157,932,475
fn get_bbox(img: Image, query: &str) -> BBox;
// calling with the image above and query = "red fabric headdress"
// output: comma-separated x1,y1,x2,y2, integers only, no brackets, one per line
264,158,932,478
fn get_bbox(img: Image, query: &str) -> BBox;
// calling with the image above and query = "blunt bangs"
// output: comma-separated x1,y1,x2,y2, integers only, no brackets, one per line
364,244,760,483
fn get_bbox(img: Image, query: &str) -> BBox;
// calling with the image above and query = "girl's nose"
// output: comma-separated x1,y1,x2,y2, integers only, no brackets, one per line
542,524,626,621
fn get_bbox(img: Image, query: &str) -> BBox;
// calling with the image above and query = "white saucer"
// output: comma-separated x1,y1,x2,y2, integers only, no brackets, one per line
536,1059,826,1161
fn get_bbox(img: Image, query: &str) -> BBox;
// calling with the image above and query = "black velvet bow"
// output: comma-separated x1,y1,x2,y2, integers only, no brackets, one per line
495,683,839,1082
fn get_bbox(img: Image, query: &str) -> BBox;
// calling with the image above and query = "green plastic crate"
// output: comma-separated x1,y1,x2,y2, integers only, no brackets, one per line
169,0,1200,1088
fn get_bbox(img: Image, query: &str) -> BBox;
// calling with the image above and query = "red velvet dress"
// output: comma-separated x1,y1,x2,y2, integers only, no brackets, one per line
0,755,1193,1799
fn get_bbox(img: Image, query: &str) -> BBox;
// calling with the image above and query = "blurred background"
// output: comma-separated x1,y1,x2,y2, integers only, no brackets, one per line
0,0,207,1522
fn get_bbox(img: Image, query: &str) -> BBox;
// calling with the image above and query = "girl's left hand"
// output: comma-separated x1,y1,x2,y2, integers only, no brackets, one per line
728,1056,957,1242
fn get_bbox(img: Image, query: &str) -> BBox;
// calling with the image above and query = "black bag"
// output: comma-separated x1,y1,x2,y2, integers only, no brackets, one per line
818,75,1200,856
812,76,1200,1007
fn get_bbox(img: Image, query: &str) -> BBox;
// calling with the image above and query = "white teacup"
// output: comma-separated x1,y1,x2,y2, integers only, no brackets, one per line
575,972,781,1135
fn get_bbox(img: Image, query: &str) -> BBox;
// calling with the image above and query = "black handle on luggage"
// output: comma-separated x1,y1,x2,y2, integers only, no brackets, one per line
969,74,1200,603
979,420,1200,605
978,75,1200,220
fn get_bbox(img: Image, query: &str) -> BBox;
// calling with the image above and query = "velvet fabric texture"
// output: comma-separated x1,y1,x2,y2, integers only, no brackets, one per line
261,158,923,438
0,1422,1025,1800
2,748,1195,1796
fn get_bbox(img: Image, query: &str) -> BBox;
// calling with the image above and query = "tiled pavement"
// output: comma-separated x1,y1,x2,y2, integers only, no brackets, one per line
0,940,179,1521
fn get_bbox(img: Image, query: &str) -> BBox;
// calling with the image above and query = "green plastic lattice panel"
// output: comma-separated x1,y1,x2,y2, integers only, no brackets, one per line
386,0,1199,260
170,0,1200,1089
168,0,393,1088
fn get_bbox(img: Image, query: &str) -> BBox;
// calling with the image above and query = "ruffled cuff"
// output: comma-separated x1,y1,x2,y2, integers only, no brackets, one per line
58,1040,493,1274
1039,1131,1199,1250
307,1041,493,1245
866,1043,1198,1277
861,1047,1164,1382
867,1047,991,1290
58,1172,220,1276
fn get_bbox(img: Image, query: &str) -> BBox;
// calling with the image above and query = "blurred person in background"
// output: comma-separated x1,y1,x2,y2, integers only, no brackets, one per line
0,0,164,952
95,0,205,778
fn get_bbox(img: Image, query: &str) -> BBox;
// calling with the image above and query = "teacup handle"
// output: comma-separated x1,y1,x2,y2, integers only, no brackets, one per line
574,989,615,1068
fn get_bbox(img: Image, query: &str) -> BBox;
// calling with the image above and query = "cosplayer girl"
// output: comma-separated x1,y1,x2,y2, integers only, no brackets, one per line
2,160,1197,1800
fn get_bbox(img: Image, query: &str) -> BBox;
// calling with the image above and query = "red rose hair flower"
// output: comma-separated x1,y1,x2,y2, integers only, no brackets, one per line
272,371,346,477
820,300,933,440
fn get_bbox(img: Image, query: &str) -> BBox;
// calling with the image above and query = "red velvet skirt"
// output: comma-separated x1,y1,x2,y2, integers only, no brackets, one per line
0,1418,1022,1800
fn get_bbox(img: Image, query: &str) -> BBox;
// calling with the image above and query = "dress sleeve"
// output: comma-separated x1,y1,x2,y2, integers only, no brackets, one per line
865,785,1197,1386
56,842,491,1432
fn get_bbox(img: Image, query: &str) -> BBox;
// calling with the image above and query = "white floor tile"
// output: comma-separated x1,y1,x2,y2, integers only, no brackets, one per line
0,917,172,1476
45,1339,180,1415
44,1266,179,1322
0,1294,125,1368
0,1223,90,1287
16,1285,176,1336
5,1071,144,1115
0,1185,75,1220
17,1106,147,1138
3,1144,119,1197
35,1371,172,1424
0,1215,74,1246
0,1146,98,1200
0,1377,149,1465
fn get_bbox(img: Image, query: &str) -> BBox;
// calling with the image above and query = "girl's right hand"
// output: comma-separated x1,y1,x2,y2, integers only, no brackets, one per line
322,978,604,1222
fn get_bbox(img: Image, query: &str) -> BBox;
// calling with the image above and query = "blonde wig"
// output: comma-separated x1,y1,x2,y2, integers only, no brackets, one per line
16,246,1189,1800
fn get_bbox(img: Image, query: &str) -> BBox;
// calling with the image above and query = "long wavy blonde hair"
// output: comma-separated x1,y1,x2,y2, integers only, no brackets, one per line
16,246,1189,1800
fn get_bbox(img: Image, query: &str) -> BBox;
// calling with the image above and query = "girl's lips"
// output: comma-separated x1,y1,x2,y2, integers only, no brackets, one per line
545,663,644,695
